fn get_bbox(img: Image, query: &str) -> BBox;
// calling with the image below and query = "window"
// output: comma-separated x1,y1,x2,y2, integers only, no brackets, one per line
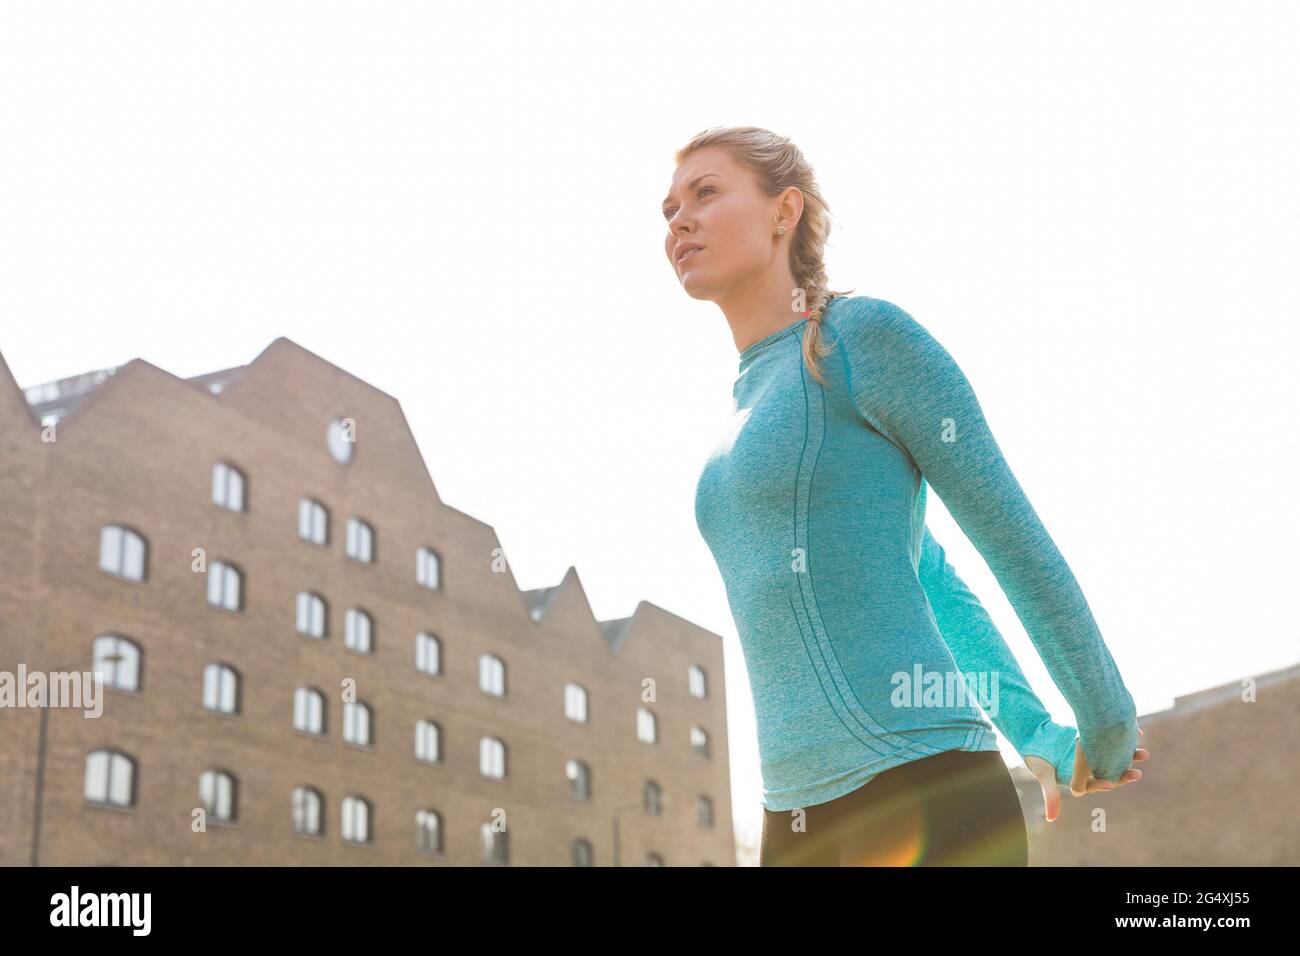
571,839,593,867
294,687,325,735
643,780,662,816
479,654,505,697
689,664,708,698
211,462,246,512
481,823,508,864
93,635,140,692
342,795,370,843
416,720,441,763
344,608,373,654
480,737,506,779
697,794,714,827
691,726,710,760
206,561,243,612
637,707,657,744
566,759,591,800
415,632,441,676
564,683,588,723
645,853,664,867
293,787,323,836
416,810,442,855
295,592,327,638
85,750,134,807
327,418,354,465
343,700,372,746
99,525,146,581
200,770,237,822
298,499,328,545
345,518,374,563
416,547,440,590
203,663,240,715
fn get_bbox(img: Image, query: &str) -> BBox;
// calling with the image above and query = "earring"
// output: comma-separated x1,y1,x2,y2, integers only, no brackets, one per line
777,225,786,236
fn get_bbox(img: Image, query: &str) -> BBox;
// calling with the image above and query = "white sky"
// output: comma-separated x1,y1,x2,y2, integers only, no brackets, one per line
3,1,1297,858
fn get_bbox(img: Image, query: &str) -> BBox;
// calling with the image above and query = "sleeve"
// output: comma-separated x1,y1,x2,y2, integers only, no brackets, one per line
919,521,1080,785
844,298,1139,783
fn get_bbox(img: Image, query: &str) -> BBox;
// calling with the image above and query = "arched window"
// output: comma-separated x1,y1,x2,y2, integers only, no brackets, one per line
415,720,441,763
697,794,714,827
691,726,710,759
479,737,506,779
294,687,325,735
292,786,323,835
416,546,440,589
481,822,509,864
203,663,240,714
206,560,243,612
99,525,147,581
688,664,708,698
212,462,246,512
84,750,135,807
566,759,591,800
478,654,505,697
571,838,593,867
342,795,371,843
298,499,328,545
564,683,588,723
200,769,238,822
637,707,657,744
295,592,327,638
343,700,372,746
345,608,373,654
345,518,374,563
93,635,141,692
643,780,663,816
415,632,441,675
416,809,443,855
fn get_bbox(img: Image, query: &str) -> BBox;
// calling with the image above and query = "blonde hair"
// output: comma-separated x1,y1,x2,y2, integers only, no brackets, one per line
673,125,855,386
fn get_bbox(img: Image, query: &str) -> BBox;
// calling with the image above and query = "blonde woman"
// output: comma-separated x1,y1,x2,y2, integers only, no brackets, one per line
669,126,1148,866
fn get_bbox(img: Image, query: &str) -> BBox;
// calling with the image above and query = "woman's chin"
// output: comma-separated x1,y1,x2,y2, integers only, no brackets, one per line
679,272,715,300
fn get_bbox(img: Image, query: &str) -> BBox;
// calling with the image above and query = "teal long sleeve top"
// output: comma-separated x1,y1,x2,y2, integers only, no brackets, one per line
693,294,1138,811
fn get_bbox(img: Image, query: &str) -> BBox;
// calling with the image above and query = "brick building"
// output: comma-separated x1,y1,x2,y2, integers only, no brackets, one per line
0,339,735,866
1011,662,1300,866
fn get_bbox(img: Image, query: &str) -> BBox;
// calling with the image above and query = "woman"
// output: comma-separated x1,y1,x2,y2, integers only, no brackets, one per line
667,126,1149,866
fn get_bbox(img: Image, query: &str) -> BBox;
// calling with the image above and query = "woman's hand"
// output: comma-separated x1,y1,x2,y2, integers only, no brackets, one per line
1024,727,1148,823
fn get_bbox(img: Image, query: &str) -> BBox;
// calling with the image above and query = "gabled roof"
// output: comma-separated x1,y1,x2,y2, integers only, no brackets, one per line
521,584,563,620
598,615,636,652
0,339,722,653
0,350,39,426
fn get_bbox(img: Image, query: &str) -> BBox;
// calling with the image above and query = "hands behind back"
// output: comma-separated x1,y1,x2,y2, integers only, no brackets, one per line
1024,727,1148,823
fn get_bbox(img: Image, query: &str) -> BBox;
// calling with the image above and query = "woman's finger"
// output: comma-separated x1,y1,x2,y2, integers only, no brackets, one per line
1070,737,1089,796
1083,767,1143,793
1042,775,1061,822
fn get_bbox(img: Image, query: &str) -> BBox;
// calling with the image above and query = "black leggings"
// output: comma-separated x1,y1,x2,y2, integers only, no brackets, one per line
760,749,1028,866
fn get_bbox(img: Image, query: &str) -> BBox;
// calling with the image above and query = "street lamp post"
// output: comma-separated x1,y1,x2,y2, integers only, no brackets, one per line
612,793,669,867
31,651,120,867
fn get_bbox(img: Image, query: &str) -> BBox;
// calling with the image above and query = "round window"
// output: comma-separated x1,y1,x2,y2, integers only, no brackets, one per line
327,417,354,464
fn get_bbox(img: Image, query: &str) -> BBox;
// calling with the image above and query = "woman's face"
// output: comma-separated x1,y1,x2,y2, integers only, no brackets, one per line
663,146,781,301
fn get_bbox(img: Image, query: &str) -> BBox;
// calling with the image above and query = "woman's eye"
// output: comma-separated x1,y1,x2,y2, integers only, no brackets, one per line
664,185,717,220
